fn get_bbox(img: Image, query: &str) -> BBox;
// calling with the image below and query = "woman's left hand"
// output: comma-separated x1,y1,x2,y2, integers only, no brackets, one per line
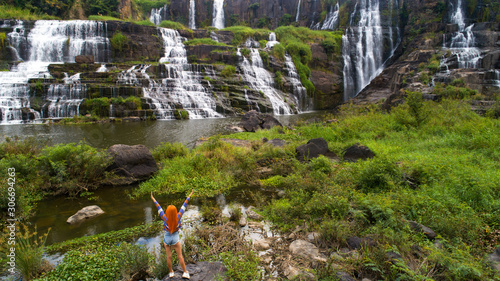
150,192,156,201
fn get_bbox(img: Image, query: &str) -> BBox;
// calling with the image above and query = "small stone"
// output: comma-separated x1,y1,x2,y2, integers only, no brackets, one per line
239,216,247,227
246,206,263,220
306,232,320,243
408,220,436,239
336,271,356,281
254,238,273,251
289,239,327,263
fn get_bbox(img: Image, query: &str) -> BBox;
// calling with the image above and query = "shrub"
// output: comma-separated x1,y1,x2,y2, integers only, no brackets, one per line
274,71,284,90
110,32,128,53
220,65,236,78
183,38,228,46
117,243,151,281
269,43,285,61
321,38,340,55
201,205,223,225
406,90,426,126
152,142,189,162
259,50,269,67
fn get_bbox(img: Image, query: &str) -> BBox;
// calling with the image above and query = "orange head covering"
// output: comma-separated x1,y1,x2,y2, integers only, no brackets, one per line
166,205,178,234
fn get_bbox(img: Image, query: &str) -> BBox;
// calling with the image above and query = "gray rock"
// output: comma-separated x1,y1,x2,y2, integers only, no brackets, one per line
408,220,436,239
267,138,287,147
306,232,320,243
283,264,316,280
336,271,356,281
386,251,404,264
487,247,500,274
346,236,376,249
246,206,263,220
107,144,158,182
289,239,327,263
296,137,330,161
67,205,104,224
239,110,283,132
163,261,226,281
342,143,375,162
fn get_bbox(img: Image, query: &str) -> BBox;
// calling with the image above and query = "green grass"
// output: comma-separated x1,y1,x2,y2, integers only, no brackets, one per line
222,26,270,46
183,38,228,46
159,20,191,32
88,15,123,21
0,5,59,20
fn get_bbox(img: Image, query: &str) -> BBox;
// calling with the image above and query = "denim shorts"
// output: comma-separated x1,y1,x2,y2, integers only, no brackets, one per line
163,231,180,246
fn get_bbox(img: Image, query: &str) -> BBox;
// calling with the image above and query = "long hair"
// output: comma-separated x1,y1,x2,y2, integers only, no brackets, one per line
166,205,178,234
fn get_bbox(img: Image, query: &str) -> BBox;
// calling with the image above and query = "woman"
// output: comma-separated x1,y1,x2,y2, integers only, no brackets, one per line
151,190,194,279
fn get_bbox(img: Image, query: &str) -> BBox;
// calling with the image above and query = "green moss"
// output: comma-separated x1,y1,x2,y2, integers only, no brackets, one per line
110,32,128,53
220,65,236,78
183,38,228,46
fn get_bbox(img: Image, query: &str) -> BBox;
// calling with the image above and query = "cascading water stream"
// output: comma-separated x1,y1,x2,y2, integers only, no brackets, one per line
296,0,302,22
442,0,481,69
238,45,292,115
142,28,222,119
212,0,225,29
189,0,196,29
342,0,384,100
0,20,110,124
321,3,339,30
42,73,86,118
150,4,168,25
494,70,500,88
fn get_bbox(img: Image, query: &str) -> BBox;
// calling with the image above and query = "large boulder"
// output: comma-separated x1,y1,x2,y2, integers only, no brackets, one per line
296,138,330,161
107,144,158,183
67,205,104,224
239,110,282,132
342,143,375,162
75,55,94,64
346,236,377,249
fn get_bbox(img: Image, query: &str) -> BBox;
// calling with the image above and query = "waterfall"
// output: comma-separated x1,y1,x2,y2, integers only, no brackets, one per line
96,64,108,72
342,0,384,100
0,20,110,124
266,32,279,49
238,47,292,115
494,70,500,88
295,0,302,22
42,73,87,118
150,4,168,25
189,0,196,29
142,28,222,119
442,0,481,69
321,3,339,30
284,54,311,111
212,0,225,29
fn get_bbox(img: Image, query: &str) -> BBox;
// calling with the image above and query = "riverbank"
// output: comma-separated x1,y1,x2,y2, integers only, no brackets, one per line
1,97,500,280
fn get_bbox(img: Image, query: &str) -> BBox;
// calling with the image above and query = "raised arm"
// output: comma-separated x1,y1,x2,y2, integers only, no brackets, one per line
151,192,168,224
177,190,194,220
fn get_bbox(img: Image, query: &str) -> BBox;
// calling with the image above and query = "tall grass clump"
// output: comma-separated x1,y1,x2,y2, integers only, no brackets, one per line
15,225,52,280
223,26,270,45
0,5,59,20
159,20,191,32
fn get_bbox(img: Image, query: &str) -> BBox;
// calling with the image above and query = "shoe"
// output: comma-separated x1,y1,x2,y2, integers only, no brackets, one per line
169,271,175,278
182,272,190,279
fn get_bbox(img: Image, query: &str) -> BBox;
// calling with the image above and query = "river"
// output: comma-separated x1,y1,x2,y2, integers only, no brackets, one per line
0,112,324,245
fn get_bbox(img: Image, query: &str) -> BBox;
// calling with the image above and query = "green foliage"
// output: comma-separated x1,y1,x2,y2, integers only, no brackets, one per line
240,48,251,58
223,26,270,46
16,225,51,281
134,0,169,15
0,32,6,49
248,2,259,10
219,251,261,281
134,20,155,26
0,4,59,20
406,90,426,126
110,32,128,54
321,38,340,55
220,65,237,78
432,83,477,99
87,15,122,21
83,97,111,117
259,50,269,67
152,142,189,162
269,43,285,61
183,38,228,46
257,17,270,29
116,243,150,280
279,13,293,26
419,72,430,85
274,71,284,90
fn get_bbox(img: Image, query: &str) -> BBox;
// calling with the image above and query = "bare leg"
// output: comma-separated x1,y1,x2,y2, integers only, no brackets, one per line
173,241,187,273
163,242,173,273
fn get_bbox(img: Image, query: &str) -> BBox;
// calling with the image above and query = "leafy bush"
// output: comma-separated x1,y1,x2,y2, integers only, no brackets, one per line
110,32,128,53
117,243,151,280
220,65,236,78
269,43,285,61
432,83,477,99
223,26,270,46
152,142,189,162
83,97,111,117
274,71,284,90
